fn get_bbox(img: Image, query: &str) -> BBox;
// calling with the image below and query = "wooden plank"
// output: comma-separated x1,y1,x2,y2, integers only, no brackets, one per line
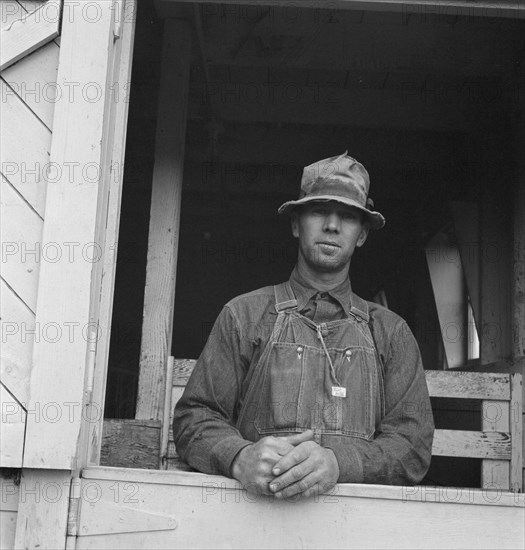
479,131,513,491
172,358,196,386
510,373,523,491
0,472,18,550
1,40,60,130
0,0,61,71
80,466,525,506
432,429,511,460
76,467,525,550
0,78,51,216
22,0,119,470
101,420,161,470
136,20,191,420
14,469,71,550
160,0,525,19
83,0,137,469
0,279,35,404
424,371,510,400
0,175,43,313
0,384,26,467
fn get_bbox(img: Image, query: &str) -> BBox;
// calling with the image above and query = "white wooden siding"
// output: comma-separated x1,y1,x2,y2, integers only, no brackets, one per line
0,0,61,469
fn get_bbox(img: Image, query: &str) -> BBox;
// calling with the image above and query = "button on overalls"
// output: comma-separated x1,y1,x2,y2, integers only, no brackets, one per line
237,282,385,445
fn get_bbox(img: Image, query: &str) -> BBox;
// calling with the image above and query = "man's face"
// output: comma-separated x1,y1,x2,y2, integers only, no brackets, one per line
291,201,369,274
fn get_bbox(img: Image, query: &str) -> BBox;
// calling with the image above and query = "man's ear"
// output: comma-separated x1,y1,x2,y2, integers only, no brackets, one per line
291,211,299,238
356,224,369,247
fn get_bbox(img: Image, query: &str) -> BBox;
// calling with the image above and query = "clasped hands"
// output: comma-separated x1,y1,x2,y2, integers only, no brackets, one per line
231,430,339,500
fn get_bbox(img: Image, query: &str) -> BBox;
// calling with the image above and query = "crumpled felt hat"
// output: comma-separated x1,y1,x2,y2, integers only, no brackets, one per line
278,151,385,230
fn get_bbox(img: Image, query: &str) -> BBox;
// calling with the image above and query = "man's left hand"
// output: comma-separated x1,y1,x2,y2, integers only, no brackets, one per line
268,441,339,499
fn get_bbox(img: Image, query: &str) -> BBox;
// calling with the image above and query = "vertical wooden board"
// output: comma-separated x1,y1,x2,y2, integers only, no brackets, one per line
80,0,137,468
14,469,71,550
0,473,19,550
0,175,43,313
0,279,35,404
482,400,510,491
0,385,26,467
509,374,523,491
22,0,118,469
136,20,191,420
0,79,50,216
1,40,60,130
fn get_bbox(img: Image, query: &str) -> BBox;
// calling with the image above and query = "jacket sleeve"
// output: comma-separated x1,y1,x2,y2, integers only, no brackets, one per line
172,305,253,477
325,320,435,485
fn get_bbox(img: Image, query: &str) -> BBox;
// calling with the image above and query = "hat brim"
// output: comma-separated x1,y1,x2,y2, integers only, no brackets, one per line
278,196,385,230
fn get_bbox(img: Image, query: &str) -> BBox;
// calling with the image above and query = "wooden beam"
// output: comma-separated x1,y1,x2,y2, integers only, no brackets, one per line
158,0,525,19
432,429,511,460
136,20,191,420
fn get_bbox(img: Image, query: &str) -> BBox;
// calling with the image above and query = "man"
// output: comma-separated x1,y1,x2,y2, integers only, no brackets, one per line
173,152,434,499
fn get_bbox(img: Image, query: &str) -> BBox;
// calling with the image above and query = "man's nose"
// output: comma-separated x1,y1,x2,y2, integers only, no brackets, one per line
323,213,341,232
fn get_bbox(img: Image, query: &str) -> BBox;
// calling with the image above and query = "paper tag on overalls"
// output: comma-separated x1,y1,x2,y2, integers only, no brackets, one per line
332,386,346,398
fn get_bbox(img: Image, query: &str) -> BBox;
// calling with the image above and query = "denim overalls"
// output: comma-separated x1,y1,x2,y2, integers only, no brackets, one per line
237,282,385,445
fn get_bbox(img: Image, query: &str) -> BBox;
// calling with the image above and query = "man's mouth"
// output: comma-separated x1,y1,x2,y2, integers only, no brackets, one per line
317,241,341,248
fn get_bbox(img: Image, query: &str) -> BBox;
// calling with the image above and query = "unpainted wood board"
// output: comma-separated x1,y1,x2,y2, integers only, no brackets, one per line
1,39,60,130
432,428,511,460
0,175,43,312
0,279,35,405
425,370,510,400
0,0,60,71
0,79,50,216
101,419,161,470
509,373,523,490
136,20,191,421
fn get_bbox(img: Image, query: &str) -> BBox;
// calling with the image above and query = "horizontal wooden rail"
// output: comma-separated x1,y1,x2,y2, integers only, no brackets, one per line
432,429,511,460
425,371,511,400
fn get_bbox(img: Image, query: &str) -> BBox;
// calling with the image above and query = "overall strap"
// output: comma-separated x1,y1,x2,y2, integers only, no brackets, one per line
270,282,297,342
273,282,298,312
349,292,370,323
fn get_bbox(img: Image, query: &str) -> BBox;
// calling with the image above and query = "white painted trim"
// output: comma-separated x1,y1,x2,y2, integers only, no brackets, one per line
23,0,124,469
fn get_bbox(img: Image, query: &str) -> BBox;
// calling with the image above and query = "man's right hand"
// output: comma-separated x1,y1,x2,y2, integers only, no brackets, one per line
231,431,314,495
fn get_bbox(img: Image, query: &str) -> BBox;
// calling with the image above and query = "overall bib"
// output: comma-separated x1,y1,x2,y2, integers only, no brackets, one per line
237,282,385,445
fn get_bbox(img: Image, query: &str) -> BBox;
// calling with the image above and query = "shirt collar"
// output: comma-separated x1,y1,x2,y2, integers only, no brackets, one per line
289,266,353,314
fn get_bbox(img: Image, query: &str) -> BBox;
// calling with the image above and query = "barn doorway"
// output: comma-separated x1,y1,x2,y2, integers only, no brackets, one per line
104,0,523,487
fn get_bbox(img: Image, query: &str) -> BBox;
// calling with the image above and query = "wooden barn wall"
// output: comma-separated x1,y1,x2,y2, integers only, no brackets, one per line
1,0,60,543
1,0,60,459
